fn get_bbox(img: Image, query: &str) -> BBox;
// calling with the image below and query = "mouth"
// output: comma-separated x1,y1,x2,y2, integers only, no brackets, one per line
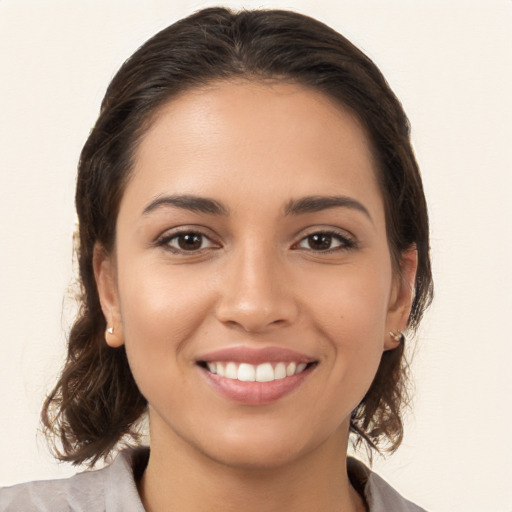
197,360,315,382
196,346,318,405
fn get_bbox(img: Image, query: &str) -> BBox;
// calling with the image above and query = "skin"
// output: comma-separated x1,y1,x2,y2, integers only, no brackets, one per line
95,81,417,512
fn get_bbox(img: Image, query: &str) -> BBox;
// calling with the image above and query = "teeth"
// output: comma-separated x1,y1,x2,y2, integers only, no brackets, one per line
256,363,274,382
296,363,307,373
205,361,309,382
238,363,255,382
225,362,238,379
275,362,286,379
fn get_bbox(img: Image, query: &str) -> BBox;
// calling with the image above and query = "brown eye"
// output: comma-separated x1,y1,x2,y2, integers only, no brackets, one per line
165,232,215,252
177,233,202,250
306,234,333,251
296,231,353,252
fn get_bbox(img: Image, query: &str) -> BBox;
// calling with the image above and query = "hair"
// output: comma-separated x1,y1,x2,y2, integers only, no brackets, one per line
42,6,433,467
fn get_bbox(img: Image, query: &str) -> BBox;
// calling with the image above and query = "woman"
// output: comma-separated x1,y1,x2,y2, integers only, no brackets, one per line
1,7,432,512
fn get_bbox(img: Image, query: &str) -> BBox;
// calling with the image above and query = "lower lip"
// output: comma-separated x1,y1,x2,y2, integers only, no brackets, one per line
200,366,313,405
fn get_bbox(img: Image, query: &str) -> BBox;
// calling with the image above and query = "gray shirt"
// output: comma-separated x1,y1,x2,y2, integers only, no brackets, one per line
0,448,427,511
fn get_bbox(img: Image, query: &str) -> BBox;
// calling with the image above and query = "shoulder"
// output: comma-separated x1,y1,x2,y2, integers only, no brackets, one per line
0,447,148,512
348,457,428,512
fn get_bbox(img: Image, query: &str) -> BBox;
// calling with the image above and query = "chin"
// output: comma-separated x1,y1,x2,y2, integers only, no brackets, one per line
193,419,344,472
205,439,311,471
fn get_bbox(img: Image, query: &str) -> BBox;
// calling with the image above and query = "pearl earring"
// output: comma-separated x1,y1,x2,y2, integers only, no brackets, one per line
389,330,405,343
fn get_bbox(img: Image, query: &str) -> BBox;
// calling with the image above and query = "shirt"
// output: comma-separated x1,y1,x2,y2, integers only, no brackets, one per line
0,447,427,511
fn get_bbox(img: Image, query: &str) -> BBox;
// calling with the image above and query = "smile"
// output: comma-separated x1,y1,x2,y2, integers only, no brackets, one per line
197,346,317,404
205,361,308,382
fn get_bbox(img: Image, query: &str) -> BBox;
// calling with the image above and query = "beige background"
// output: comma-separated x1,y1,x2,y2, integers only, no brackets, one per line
1,1,511,511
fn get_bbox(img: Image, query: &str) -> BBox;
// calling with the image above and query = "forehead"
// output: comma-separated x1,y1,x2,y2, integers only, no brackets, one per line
123,80,383,221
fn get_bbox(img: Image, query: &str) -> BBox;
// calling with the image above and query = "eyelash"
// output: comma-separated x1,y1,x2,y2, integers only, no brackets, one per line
156,229,356,254
156,230,219,254
293,230,356,253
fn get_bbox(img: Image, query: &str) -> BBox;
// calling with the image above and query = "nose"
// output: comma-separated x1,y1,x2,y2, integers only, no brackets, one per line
215,244,299,333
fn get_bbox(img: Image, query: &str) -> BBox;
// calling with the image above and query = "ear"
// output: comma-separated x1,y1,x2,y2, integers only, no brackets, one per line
384,246,418,351
93,243,124,347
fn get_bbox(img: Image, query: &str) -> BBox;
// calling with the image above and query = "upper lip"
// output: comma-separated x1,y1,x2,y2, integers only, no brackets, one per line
197,346,316,365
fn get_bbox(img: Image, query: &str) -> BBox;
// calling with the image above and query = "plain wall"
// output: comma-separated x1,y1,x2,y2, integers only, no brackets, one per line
1,1,511,511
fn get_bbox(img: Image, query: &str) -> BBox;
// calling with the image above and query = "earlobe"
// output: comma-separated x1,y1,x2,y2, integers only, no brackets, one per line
385,329,406,351
93,243,124,347
384,246,418,351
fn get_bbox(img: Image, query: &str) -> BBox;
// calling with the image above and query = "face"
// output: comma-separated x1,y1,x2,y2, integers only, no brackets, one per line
95,81,416,469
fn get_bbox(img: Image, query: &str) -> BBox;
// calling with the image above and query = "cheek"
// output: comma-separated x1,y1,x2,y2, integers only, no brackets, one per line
301,261,392,393
116,262,214,389
305,259,393,341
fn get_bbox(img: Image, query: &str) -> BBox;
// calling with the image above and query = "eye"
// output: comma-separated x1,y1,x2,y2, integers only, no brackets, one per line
296,231,354,252
159,231,218,253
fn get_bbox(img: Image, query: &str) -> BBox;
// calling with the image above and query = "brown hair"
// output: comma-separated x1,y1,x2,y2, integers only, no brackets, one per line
42,6,433,466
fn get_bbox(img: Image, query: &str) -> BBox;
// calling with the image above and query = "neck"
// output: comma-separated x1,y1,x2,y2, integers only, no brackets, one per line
138,418,366,512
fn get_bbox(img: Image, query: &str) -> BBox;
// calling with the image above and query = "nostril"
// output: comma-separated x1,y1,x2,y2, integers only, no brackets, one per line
214,274,299,333
216,309,297,334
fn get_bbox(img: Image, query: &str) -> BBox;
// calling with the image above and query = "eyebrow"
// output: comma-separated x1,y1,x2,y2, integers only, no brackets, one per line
141,193,371,221
142,194,229,216
284,195,372,222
